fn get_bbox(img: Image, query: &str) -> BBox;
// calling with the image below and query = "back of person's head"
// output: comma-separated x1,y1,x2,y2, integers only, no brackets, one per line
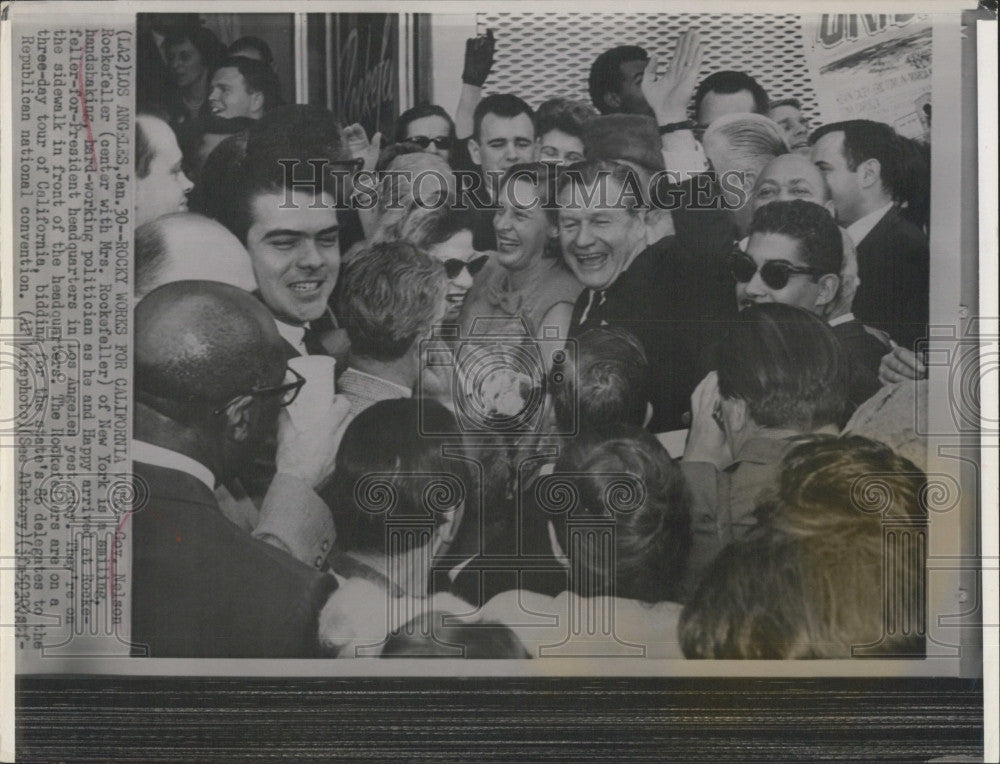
135,280,284,425
694,70,769,121
680,434,928,658
536,97,597,139
369,152,454,243
227,35,274,67
717,302,849,431
702,112,789,174
327,398,471,558
546,425,691,603
809,119,906,199
895,135,930,229
748,199,843,276
588,45,648,114
394,103,457,143
338,241,447,362
580,114,665,174
382,612,529,658
135,212,257,299
550,327,649,432
212,56,284,112
472,93,535,141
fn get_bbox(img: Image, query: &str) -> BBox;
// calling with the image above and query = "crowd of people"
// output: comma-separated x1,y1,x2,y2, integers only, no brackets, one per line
130,18,932,660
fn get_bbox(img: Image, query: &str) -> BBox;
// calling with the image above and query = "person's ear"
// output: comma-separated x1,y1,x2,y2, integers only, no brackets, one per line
815,273,840,308
726,397,749,434
604,91,622,112
468,138,482,167
547,520,569,568
858,158,881,190
249,90,265,116
221,395,255,444
433,502,464,555
642,402,654,428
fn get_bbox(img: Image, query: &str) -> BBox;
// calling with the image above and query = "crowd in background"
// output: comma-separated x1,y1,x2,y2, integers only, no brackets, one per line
130,15,932,660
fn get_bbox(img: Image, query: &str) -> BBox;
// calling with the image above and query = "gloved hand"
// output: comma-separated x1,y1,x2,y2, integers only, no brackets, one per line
462,29,495,87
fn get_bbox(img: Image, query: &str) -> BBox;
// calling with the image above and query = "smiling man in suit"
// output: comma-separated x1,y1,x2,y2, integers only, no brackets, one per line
810,120,929,349
131,280,339,657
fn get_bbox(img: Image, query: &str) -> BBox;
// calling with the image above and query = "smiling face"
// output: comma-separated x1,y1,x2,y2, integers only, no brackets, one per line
539,129,586,166
208,66,262,120
136,116,194,226
494,177,555,271
557,179,646,290
166,39,206,89
404,114,452,161
425,229,478,321
752,154,831,214
737,232,826,313
769,104,810,153
245,187,341,325
470,113,537,174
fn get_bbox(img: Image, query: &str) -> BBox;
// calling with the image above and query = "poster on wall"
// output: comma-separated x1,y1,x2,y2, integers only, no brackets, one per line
800,13,932,140
329,13,399,139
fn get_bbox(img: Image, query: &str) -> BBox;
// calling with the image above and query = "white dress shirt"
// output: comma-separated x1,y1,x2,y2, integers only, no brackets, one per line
845,201,894,248
275,319,309,356
133,440,215,492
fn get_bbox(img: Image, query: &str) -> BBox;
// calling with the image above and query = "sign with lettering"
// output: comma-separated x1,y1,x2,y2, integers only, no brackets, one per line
800,14,932,140
330,13,399,139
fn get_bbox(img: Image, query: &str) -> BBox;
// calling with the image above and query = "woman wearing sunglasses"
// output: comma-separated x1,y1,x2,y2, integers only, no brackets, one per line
459,162,583,343
395,103,457,164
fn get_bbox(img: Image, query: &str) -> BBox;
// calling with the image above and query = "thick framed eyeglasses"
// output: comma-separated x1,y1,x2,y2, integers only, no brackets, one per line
212,366,306,416
730,249,822,291
408,135,451,150
443,254,489,280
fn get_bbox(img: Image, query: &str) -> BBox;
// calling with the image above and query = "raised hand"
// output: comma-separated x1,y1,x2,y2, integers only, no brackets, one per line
462,28,496,87
641,30,704,123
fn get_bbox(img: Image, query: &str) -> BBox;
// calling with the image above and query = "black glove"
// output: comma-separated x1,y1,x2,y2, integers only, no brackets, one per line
462,29,495,87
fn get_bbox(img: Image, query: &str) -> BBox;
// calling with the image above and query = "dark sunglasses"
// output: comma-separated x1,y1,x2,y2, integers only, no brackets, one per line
730,249,822,291
408,135,451,150
212,366,306,416
443,254,489,280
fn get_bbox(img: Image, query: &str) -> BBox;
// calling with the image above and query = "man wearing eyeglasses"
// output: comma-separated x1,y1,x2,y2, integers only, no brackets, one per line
131,280,342,657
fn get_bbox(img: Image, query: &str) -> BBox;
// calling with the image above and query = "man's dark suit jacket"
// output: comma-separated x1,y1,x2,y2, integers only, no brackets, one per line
568,236,728,433
852,206,929,350
131,461,338,658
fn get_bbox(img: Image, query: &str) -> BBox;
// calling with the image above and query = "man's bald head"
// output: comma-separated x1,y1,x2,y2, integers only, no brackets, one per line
751,153,831,214
136,280,285,413
135,213,258,299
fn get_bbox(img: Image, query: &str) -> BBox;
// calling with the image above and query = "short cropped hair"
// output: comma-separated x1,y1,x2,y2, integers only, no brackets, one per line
227,36,274,68
536,97,598,139
716,303,850,430
809,119,906,198
588,46,648,114
748,199,843,276
680,435,928,658
338,241,448,362
557,158,648,211
326,399,471,557
212,56,283,112
768,97,802,112
472,94,535,141
395,103,457,144
548,426,691,603
694,71,770,121
550,327,649,432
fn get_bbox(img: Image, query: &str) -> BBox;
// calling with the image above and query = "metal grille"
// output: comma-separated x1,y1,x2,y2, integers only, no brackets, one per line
476,13,822,122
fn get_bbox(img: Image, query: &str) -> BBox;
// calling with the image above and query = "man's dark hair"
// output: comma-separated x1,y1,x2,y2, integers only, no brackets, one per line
768,96,802,112
587,45,648,115
325,398,471,557
748,199,843,276
680,434,928,659
212,56,284,112
395,103,457,143
338,241,447,362
472,94,535,141
550,327,649,432
694,71,770,121
809,119,907,200
536,97,597,138
548,425,691,603
227,35,274,68
716,303,849,430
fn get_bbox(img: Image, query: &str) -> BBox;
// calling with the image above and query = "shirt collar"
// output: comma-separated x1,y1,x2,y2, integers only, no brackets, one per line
344,367,413,397
845,201,894,247
133,440,216,492
275,319,309,356
827,312,856,327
